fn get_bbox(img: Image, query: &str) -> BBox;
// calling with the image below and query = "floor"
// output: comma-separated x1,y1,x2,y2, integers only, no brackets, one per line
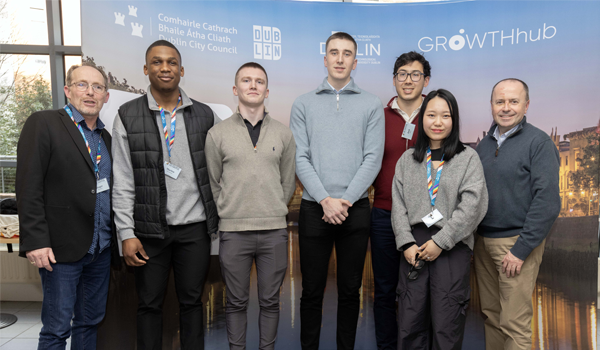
0,301,68,349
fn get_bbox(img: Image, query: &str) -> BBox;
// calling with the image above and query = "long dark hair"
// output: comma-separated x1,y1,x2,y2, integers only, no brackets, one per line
413,89,465,163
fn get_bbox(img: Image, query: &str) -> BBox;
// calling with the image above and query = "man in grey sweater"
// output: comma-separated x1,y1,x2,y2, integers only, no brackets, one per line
205,62,296,350
475,79,560,350
289,32,385,350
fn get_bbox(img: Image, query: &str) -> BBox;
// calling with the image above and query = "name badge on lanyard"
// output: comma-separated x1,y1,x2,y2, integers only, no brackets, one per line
64,105,109,192
97,178,110,193
164,162,182,179
422,147,445,227
402,123,415,140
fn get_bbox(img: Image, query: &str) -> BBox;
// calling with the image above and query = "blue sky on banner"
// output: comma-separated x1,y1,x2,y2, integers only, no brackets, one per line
82,0,600,142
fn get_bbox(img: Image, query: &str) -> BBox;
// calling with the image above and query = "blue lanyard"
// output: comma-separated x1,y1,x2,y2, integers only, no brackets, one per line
158,95,181,159
64,105,102,178
426,147,445,207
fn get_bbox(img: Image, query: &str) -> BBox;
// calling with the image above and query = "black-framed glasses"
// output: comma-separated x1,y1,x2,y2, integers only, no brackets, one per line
407,255,425,281
70,82,106,94
394,70,425,83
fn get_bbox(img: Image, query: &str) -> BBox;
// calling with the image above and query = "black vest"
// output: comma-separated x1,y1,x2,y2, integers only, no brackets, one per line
118,95,218,238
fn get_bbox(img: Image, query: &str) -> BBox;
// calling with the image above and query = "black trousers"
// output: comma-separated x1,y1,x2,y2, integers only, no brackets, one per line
134,221,211,350
397,224,471,350
298,198,370,350
370,207,401,350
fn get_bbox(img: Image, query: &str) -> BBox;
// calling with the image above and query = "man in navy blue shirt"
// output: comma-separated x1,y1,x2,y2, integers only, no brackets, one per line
17,63,115,350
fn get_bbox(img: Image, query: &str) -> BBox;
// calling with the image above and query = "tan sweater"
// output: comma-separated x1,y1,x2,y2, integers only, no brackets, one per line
205,111,296,232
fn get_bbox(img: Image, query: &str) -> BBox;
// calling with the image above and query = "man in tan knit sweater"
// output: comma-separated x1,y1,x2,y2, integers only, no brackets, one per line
205,62,296,350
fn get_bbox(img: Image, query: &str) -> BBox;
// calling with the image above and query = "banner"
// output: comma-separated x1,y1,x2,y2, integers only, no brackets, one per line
83,1,599,349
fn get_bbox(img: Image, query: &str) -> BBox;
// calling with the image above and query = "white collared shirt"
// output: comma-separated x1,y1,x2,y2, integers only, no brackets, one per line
391,96,422,124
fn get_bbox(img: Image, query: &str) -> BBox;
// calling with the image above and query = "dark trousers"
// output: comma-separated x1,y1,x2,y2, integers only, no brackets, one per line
298,198,370,350
370,207,401,350
397,224,471,350
134,222,211,350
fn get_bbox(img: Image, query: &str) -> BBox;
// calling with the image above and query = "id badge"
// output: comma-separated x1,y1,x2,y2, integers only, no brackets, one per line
164,162,182,179
97,178,110,193
402,123,415,139
421,209,443,227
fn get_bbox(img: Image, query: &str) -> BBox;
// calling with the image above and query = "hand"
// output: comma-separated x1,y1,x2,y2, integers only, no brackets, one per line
417,240,442,262
320,197,352,225
403,244,419,266
501,251,524,278
122,238,149,267
26,247,56,271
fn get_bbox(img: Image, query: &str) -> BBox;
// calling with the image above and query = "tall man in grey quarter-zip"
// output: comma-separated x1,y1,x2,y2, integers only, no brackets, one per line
289,32,385,350
474,79,560,350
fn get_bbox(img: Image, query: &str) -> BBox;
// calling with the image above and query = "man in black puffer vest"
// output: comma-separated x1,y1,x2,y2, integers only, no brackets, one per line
112,40,219,350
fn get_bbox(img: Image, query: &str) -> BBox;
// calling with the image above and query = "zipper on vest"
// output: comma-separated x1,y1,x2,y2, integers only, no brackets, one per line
337,94,339,111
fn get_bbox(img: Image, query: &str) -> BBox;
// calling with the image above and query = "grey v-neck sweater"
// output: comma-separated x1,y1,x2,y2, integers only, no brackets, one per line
391,147,488,251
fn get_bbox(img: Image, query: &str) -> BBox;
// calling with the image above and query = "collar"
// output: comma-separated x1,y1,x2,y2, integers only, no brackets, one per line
316,77,361,95
234,106,271,127
390,96,423,123
67,103,105,131
146,85,193,111
327,80,350,94
488,116,527,140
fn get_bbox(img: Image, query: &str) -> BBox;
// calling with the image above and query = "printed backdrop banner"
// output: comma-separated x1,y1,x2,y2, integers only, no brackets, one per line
82,1,599,349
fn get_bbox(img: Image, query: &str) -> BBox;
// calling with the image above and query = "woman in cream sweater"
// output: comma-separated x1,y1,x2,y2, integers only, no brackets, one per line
391,89,488,350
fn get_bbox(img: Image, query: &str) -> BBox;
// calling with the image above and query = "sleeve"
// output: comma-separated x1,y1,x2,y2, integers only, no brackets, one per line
16,113,52,254
431,154,489,250
213,111,222,126
390,156,416,251
510,139,561,260
111,112,137,242
280,131,297,204
289,98,330,203
204,131,223,206
341,96,385,204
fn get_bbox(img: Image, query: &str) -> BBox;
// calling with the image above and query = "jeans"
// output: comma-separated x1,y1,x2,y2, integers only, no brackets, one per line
38,247,111,350
298,198,370,350
370,207,400,350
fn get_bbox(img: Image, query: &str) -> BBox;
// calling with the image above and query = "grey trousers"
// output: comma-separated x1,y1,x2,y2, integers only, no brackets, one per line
219,229,289,350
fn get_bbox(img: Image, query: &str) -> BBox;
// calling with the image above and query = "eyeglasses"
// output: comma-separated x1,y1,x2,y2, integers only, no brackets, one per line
395,70,425,83
407,255,425,281
70,82,106,94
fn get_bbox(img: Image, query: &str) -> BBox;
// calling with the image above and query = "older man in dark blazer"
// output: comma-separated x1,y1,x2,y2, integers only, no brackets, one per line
16,62,116,350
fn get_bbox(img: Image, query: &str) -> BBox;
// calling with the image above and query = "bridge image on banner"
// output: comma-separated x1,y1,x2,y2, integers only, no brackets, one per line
81,0,599,349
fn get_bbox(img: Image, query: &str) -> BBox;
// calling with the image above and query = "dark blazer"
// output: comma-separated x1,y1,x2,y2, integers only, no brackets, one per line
16,108,117,263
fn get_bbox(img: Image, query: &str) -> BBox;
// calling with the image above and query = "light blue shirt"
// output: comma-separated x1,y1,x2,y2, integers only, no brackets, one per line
493,124,520,148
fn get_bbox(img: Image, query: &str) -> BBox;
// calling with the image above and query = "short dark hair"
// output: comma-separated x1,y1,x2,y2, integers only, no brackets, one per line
145,40,182,64
393,51,431,78
413,89,465,163
235,62,268,86
490,78,529,101
325,32,357,55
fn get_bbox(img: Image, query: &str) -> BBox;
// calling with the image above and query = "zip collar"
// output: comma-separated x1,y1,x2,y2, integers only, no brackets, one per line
316,77,361,95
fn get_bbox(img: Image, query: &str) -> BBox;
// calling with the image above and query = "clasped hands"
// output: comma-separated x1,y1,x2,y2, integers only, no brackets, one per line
320,197,352,225
403,240,442,266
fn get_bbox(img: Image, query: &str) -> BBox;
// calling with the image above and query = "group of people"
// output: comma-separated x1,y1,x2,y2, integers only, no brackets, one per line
16,32,560,350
